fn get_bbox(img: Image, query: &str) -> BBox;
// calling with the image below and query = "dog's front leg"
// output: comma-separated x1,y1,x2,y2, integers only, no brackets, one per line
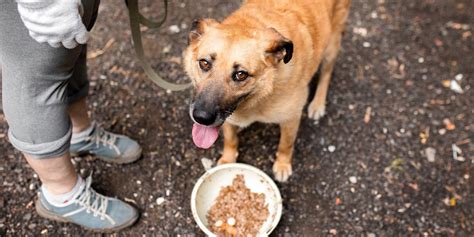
217,122,239,165
273,117,301,182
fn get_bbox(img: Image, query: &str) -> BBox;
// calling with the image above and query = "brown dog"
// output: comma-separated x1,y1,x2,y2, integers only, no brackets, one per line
184,0,351,182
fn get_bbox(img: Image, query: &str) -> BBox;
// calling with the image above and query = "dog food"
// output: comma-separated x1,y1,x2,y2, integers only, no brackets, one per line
207,175,269,236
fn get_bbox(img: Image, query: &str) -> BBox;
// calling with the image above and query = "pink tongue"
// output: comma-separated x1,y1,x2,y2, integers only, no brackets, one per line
192,123,219,149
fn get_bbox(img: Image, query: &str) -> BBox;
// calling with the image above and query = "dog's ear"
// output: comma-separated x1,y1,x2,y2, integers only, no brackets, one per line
264,28,293,64
188,18,219,45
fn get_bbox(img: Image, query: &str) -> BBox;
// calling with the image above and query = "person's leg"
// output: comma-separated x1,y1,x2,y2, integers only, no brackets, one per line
69,97,92,133
0,0,138,231
25,153,77,195
66,12,142,162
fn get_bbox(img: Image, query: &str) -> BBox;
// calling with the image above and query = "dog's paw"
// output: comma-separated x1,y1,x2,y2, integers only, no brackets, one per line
307,101,326,121
273,162,293,182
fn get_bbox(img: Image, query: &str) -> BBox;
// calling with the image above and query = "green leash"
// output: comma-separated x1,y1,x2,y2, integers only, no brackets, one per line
126,0,191,91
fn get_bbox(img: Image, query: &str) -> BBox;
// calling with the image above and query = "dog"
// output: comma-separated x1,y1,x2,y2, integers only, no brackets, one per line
184,0,351,182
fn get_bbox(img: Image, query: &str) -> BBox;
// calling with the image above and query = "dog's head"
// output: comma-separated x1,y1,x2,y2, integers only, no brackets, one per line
183,19,293,148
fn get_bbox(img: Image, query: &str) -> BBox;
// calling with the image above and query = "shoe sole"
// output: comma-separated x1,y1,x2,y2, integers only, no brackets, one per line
35,198,139,233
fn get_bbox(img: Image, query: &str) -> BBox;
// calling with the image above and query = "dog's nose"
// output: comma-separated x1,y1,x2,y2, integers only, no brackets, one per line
192,109,217,126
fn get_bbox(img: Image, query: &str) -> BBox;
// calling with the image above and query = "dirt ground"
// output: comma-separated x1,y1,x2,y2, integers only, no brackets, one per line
1,0,473,236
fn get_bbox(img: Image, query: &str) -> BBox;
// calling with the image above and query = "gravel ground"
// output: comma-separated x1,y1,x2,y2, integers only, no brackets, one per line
1,0,473,236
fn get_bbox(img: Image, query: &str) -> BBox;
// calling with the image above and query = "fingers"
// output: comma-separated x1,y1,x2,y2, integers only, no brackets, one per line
47,39,62,48
62,38,78,49
75,24,89,45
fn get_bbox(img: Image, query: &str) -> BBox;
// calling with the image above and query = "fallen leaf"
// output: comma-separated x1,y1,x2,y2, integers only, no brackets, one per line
87,38,115,59
124,197,137,205
419,131,429,144
442,80,451,88
462,31,472,39
364,106,372,124
450,198,456,206
408,183,419,191
443,118,456,130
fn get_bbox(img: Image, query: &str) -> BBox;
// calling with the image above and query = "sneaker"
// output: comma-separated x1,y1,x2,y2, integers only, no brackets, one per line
70,123,142,164
35,176,139,232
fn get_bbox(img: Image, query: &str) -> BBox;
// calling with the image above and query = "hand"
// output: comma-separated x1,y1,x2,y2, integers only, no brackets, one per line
16,0,89,49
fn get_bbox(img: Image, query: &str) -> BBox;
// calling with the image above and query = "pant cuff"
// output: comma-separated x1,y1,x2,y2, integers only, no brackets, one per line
8,128,72,159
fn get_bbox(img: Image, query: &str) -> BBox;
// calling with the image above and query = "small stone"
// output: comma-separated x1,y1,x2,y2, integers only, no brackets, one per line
363,42,371,48
156,197,165,205
349,176,357,184
23,213,32,221
201,158,214,170
367,233,376,237
162,45,171,53
449,80,464,94
41,229,48,235
29,183,36,190
328,145,336,153
136,180,142,185
329,229,337,235
168,25,180,34
425,147,436,162
455,74,463,81
353,27,368,37
418,57,424,63
438,128,446,135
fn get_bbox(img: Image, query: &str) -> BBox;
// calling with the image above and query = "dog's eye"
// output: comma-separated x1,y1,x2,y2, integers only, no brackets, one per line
198,59,212,72
233,71,249,81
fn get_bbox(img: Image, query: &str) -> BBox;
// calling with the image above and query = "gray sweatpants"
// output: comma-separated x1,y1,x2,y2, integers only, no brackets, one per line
0,0,100,158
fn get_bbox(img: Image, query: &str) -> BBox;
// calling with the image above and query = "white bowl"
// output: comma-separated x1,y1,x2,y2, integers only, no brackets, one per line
191,163,283,236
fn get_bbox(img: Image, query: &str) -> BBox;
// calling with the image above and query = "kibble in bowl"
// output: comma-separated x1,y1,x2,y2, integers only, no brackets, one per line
191,163,282,236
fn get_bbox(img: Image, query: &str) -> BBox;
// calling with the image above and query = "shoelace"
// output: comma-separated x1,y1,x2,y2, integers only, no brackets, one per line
85,127,121,155
65,176,116,225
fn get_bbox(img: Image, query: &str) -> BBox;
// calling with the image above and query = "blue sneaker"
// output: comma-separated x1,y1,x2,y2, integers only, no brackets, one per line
35,176,139,232
70,124,142,164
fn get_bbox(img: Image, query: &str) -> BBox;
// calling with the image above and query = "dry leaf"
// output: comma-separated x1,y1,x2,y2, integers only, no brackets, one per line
364,106,372,124
443,118,456,130
442,80,451,88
